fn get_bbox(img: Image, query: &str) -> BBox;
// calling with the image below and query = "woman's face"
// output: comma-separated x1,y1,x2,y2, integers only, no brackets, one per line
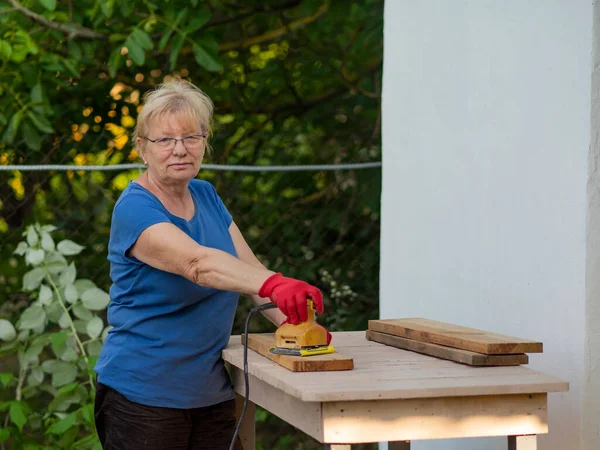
138,114,206,185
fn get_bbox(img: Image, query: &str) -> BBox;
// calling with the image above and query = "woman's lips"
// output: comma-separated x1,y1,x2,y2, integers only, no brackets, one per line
170,163,191,168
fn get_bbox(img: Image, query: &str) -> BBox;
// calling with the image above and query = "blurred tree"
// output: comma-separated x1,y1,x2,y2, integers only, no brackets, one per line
0,1,382,445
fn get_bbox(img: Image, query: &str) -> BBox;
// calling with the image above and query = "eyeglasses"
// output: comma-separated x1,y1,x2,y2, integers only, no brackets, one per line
144,134,206,149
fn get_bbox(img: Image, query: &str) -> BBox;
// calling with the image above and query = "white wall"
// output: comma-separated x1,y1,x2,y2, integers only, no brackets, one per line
380,2,592,450
584,1,600,447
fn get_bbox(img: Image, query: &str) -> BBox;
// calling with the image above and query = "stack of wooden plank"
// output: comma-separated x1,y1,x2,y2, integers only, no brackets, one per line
366,318,543,366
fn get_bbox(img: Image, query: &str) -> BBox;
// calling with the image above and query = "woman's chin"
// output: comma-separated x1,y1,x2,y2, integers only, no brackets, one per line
169,164,198,176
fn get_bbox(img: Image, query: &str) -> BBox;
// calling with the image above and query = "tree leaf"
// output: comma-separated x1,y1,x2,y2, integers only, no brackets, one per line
0,426,9,443
51,332,67,357
41,224,57,233
40,231,55,251
158,8,188,51
58,312,70,329
23,336,48,364
184,8,212,34
81,288,110,311
101,325,112,341
125,37,145,66
59,263,77,287
39,0,57,11
0,320,16,341
45,301,63,324
51,363,77,387
13,241,28,256
18,305,46,330
193,40,223,72
101,0,115,18
21,120,43,151
58,382,79,394
2,110,22,143
86,340,103,356
62,58,80,78
27,367,44,387
86,316,103,339
79,403,94,425
30,83,43,104
48,390,82,413
47,411,77,434
59,347,79,362
42,360,78,386
22,267,46,291
41,359,59,373
74,319,88,335
74,279,96,296
39,284,53,305
0,40,12,59
9,401,27,432
25,248,45,266
27,110,54,134
57,240,84,256
0,373,15,387
132,28,154,51
169,32,186,71
45,251,67,274
72,304,93,321
64,284,78,304
107,46,123,79
26,226,39,247
67,40,82,60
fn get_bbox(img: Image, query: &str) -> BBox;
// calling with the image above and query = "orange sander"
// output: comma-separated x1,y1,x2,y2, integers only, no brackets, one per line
268,300,334,357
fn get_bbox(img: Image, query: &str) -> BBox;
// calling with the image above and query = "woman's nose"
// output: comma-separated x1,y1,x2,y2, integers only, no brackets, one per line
172,140,187,155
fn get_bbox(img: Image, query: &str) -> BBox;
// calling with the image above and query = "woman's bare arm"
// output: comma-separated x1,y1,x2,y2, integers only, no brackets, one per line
228,221,286,327
129,222,276,295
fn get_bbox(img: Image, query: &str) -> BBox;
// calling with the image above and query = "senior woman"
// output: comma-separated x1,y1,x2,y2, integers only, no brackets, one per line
93,80,328,450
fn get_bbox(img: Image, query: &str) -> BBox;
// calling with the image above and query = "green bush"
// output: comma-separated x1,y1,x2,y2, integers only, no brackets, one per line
0,224,109,449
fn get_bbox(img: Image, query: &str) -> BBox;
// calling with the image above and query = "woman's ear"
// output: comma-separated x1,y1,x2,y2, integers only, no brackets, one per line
136,138,147,164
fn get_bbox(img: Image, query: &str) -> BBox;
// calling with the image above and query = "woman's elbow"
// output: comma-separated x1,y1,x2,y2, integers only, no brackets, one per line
181,252,213,286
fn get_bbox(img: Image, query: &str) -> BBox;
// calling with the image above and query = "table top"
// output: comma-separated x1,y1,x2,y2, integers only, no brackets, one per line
222,331,569,402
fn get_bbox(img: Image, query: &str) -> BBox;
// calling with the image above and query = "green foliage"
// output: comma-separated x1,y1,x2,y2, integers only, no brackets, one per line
0,224,108,449
0,1,383,447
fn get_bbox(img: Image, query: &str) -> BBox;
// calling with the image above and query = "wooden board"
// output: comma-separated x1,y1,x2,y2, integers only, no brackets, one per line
366,330,529,366
243,333,354,372
222,332,568,402
368,318,543,355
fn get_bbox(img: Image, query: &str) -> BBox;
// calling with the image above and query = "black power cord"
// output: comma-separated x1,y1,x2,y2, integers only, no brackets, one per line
229,302,278,450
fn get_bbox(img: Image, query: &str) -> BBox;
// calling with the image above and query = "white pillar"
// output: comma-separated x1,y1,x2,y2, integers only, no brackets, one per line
583,2,600,448
381,1,592,449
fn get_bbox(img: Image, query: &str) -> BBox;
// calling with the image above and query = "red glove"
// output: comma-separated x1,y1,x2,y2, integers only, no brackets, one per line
259,273,323,325
279,318,332,346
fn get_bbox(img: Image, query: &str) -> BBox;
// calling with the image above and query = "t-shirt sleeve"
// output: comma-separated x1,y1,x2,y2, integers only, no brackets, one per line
110,192,171,261
205,182,233,227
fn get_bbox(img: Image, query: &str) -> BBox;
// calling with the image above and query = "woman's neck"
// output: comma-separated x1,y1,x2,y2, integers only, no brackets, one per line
139,171,190,204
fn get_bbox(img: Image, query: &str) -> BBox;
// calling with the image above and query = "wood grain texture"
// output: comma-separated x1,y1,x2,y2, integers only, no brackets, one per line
322,394,547,443
368,318,543,355
221,332,568,402
366,330,529,366
234,393,254,450
243,333,354,372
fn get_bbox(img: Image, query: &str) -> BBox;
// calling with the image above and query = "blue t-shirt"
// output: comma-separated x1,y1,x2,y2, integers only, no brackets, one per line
94,179,240,409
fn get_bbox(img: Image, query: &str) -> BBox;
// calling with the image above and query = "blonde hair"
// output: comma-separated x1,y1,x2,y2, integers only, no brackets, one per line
133,80,214,153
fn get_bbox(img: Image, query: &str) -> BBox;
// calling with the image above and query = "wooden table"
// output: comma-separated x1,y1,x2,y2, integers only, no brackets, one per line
222,331,568,449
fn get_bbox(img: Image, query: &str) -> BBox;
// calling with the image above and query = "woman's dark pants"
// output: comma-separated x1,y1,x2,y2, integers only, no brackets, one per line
94,382,243,450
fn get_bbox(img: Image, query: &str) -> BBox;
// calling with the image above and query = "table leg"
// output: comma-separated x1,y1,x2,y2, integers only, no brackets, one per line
235,393,255,450
389,441,411,450
508,435,537,450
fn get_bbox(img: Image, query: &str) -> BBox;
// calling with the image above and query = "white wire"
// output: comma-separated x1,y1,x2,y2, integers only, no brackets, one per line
0,162,381,172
